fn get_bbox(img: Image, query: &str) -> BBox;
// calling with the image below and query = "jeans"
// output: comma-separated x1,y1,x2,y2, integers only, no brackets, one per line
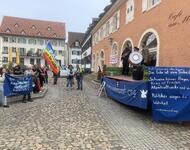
67,77,73,88
76,76,83,90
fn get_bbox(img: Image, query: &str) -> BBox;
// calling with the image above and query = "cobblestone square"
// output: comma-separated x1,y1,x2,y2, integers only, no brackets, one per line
0,78,189,150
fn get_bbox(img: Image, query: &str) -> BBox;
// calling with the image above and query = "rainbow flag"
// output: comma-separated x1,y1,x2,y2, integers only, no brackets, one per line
43,41,60,74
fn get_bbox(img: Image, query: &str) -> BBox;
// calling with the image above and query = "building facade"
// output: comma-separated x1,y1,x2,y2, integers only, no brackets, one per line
0,16,66,67
68,32,85,67
91,0,190,71
81,34,92,72
81,18,99,72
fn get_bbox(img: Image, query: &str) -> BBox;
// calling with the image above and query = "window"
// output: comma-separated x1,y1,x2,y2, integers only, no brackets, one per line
142,0,161,12
103,25,106,38
28,48,35,56
112,11,120,31
20,58,24,65
18,38,26,44
10,37,16,43
12,57,16,63
29,39,36,45
112,43,118,55
61,51,65,56
12,47,16,53
14,23,19,28
3,37,8,42
100,27,104,40
53,33,57,37
19,48,26,55
31,25,36,30
21,30,26,35
2,57,8,63
30,58,35,65
105,21,110,36
126,0,134,23
36,49,42,56
38,39,44,45
37,32,41,36
72,59,78,64
72,51,78,55
59,41,65,46
75,41,80,47
6,29,11,33
36,59,41,65
58,50,63,55
77,51,81,55
2,47,8,54
52,40,57,46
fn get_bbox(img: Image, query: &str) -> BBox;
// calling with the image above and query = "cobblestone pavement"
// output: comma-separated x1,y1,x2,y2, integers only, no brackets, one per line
85,81,190,150
0,78,190,150
0,79,127,150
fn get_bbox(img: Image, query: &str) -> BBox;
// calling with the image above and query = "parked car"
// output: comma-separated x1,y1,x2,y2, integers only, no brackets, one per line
60,66,68,78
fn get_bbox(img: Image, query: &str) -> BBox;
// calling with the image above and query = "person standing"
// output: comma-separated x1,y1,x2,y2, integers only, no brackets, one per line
23,65,33,102
53,71,59,85
13,65,32,103
121,47,131,76
66,65,74,90
75,65,83,90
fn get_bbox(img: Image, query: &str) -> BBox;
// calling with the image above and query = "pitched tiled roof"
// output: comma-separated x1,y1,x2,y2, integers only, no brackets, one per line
0,16,66,39
68,32,85,47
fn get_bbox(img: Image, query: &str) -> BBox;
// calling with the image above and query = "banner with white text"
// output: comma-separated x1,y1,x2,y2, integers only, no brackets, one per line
3,74,33,96
148,67,190,122
103,77,148,109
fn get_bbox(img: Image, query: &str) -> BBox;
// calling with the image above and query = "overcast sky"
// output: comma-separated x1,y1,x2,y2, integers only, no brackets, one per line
0,0,110,33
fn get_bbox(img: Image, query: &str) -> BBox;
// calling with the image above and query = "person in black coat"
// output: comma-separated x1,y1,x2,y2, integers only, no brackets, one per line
121,47,131,76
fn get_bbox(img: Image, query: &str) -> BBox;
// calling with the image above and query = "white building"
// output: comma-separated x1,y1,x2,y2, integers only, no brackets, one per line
0,16,66,67
68,32,85,67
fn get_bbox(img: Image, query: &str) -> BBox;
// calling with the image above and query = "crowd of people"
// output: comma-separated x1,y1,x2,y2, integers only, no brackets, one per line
0,64,48,103
0,63,84,105
54,64,84,91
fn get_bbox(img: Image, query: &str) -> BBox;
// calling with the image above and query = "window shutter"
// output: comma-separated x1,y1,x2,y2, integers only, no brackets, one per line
142,0,148,12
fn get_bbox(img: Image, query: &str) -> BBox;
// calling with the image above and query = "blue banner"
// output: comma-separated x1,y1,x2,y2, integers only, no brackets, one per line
148,67,190,122
3,74,33,96
103,77,148,109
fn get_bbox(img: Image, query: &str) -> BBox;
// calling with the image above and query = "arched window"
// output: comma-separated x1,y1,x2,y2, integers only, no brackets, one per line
139,30,159,66
112,43,118,55
120,39,133,67
111,43,119,65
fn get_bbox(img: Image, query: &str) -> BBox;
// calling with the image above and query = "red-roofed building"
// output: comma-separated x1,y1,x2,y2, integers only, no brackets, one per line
0,16,66,66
